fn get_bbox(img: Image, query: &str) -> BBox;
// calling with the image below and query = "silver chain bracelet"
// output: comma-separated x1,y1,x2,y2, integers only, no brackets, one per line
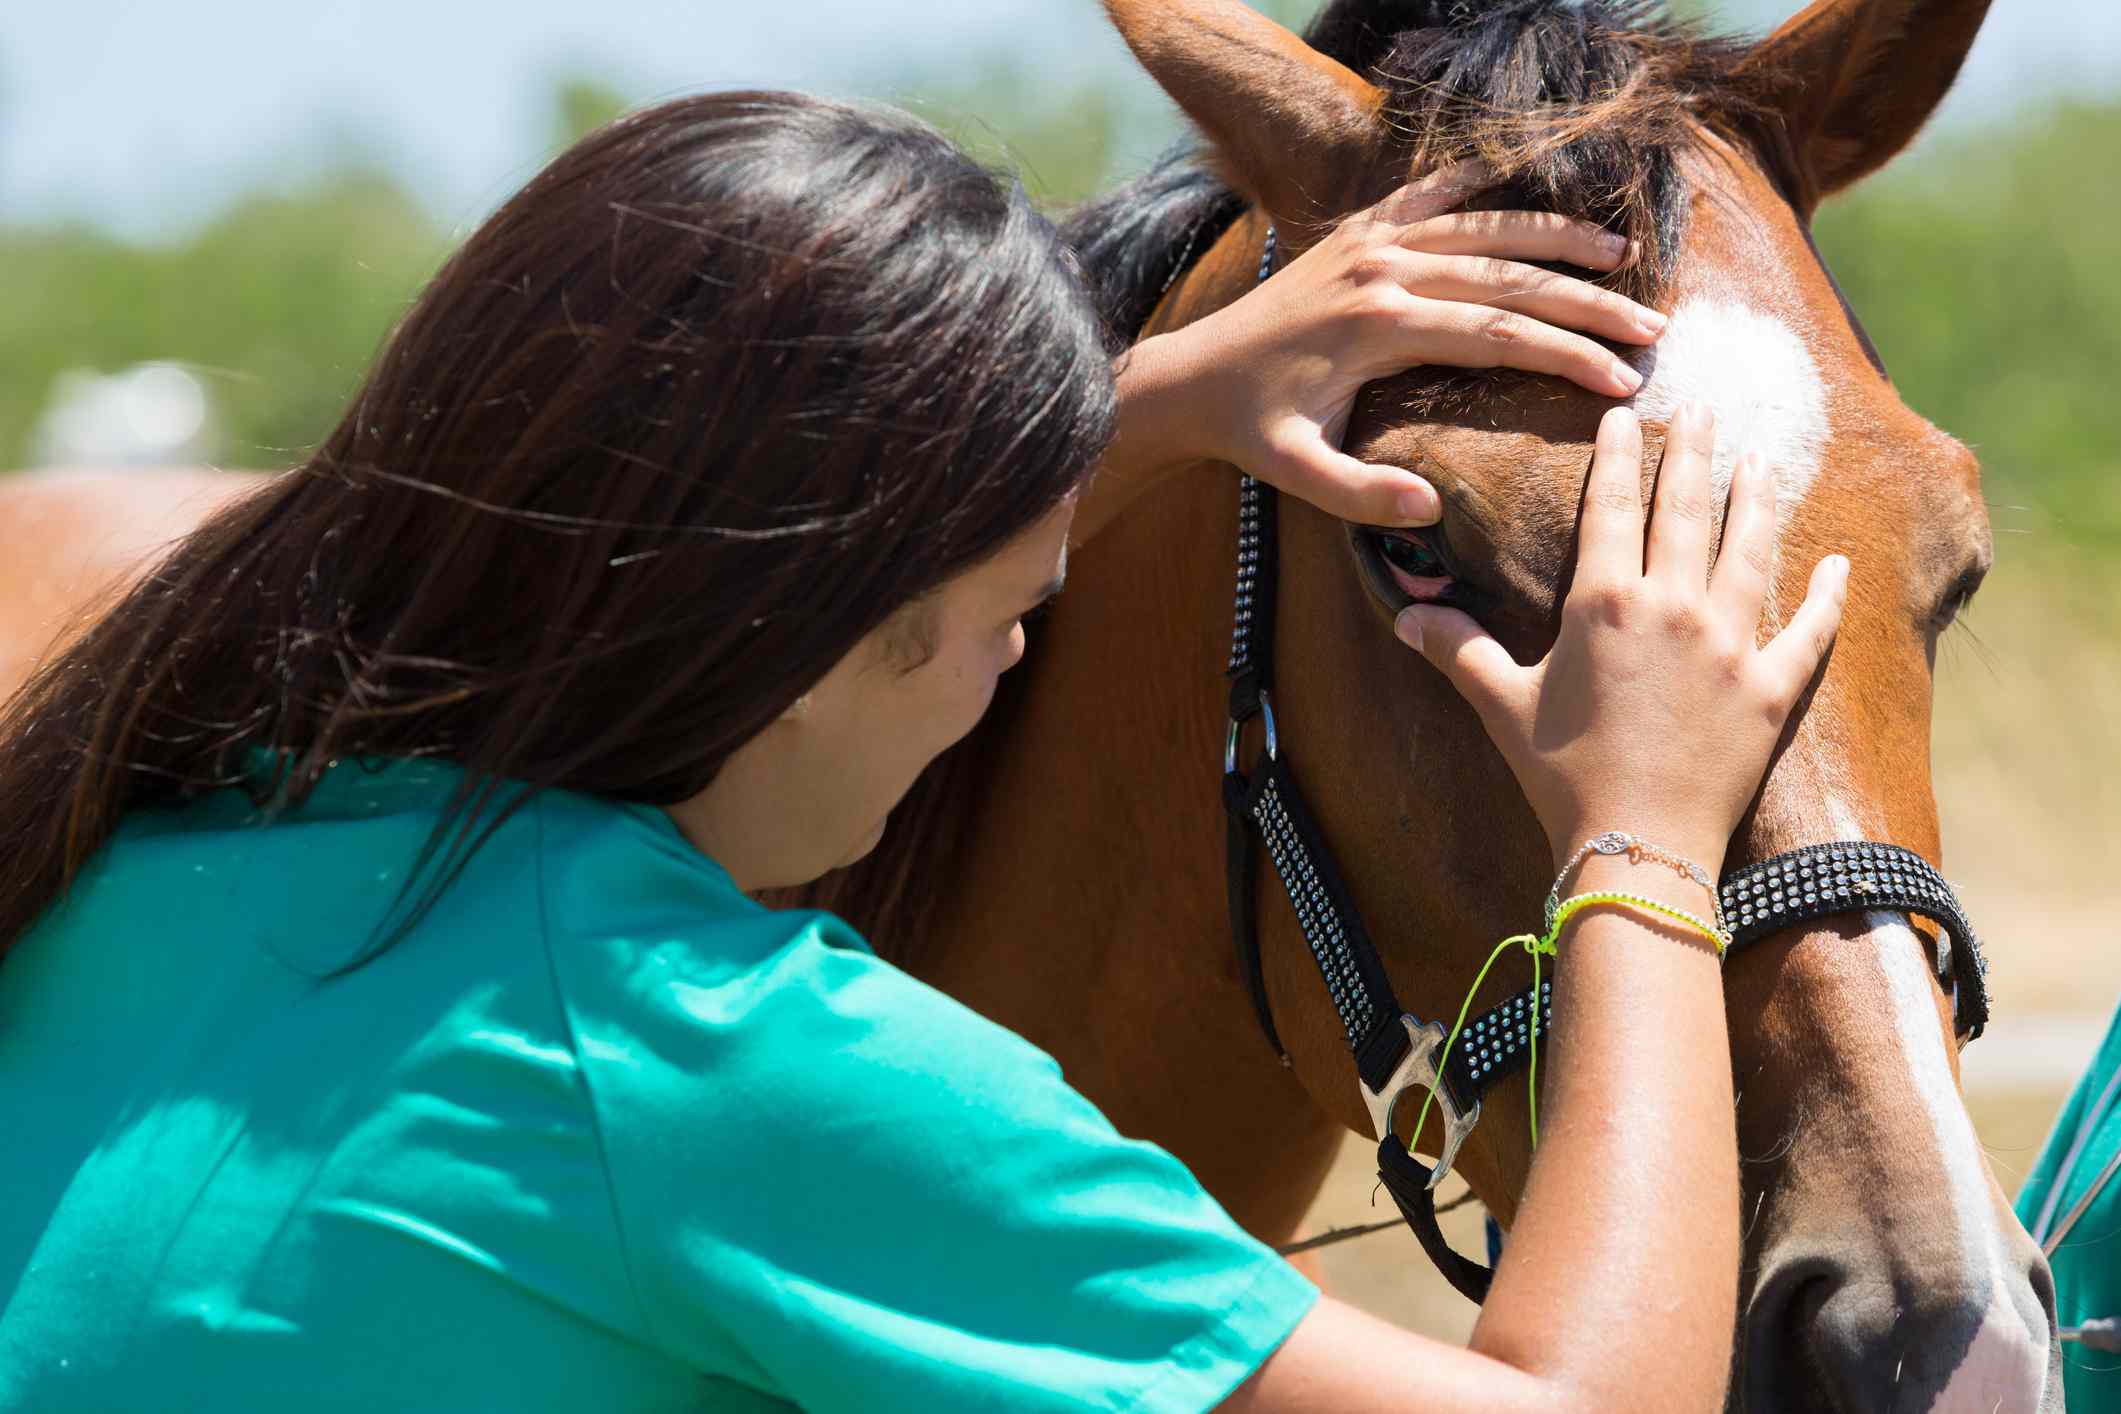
1546,830,1725,937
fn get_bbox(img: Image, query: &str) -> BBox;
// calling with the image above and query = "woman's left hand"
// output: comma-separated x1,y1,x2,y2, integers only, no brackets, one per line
1119,160,1666,530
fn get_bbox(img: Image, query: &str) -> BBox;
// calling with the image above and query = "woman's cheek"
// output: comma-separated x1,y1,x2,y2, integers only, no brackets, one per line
956,672,1001,740
918,634,1012,753
947,657,1007,743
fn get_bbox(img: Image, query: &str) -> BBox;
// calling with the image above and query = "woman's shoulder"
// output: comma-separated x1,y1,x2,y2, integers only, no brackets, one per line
530,783,1061,1110
523,789,1316,1412
529,783,880,988
524,786,1180,1198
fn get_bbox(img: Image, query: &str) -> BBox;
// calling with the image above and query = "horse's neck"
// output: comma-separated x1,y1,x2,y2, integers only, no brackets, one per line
0,470,269,701
918,461,1228,1006
912,455,1344,1241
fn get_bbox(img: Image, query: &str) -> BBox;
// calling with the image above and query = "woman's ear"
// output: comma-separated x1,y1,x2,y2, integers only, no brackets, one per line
1738,0,1992,216
1103,0,1391,227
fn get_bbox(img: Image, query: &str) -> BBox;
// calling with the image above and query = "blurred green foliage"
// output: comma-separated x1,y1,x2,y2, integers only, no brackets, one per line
0,63,2112,542
552,78,631,148
0,170,446,469
1814,101,2121,539
901,60,1137,209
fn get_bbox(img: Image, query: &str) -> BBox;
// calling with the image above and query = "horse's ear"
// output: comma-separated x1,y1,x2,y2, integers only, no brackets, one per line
1739,0,1992,214
1104,0,1389,227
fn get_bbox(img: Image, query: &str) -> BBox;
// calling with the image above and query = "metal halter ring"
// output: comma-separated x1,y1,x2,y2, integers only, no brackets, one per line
1360,1015,1481,1190
1223,688,1279,775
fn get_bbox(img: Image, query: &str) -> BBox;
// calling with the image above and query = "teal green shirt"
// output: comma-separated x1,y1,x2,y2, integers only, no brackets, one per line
0,760,1315,1411
2017,1005,2121,1412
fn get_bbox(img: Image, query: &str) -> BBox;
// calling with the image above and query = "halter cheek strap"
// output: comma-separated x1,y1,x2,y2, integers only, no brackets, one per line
1223,221,1992,1304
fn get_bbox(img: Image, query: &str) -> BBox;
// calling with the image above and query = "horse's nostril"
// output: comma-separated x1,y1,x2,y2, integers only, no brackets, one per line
1742,1256,1840,1411
2027,1244,2058,1331
1743,1253,2052,1413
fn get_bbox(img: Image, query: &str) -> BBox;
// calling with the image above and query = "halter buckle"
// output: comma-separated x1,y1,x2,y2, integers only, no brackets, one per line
1361,1014,1481,1190
1222,688,1279,775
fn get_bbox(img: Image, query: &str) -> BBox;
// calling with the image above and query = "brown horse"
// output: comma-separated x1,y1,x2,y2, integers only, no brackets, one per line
803,0,2055,1408
0,470,270,691
0,1,2056,1406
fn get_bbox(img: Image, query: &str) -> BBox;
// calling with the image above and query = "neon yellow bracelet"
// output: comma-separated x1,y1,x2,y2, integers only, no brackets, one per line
1412,890,1729,1157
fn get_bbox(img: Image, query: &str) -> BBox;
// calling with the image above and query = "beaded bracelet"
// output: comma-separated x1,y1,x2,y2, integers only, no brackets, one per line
1412,888,1729,1159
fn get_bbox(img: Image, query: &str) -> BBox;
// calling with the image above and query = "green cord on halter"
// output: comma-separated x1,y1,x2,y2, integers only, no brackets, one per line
1411,890,1728,1156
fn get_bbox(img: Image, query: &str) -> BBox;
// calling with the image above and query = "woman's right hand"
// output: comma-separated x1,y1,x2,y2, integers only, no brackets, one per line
1394,402,1848,873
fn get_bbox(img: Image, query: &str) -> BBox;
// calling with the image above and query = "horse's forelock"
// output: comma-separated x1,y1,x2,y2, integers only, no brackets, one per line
1376,1,1760,288
1351,1,1773,417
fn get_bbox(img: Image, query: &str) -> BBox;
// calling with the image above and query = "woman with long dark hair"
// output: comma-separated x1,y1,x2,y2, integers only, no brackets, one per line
0,93,1840,1410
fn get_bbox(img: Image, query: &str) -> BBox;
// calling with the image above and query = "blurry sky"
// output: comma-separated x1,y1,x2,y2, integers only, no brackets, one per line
5,0,2117,241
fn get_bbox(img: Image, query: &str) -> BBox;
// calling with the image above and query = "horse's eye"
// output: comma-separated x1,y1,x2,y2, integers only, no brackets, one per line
1379,532,1446,580
1930,565,1987,632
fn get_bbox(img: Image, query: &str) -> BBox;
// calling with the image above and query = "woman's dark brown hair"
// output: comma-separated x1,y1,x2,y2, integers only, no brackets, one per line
0,91,1114,955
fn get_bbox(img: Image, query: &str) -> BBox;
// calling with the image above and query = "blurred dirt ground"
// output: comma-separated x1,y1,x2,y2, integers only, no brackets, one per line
1293,543,2121,1338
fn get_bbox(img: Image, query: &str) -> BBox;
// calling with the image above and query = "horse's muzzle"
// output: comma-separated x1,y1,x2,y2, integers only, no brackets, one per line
1739,1236,2058,1412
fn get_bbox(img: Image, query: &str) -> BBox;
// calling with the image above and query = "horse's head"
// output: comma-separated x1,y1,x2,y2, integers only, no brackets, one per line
1111,0,2053,1406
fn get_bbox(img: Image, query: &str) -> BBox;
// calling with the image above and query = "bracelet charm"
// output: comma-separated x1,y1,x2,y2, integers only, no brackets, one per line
1546,830,1723,937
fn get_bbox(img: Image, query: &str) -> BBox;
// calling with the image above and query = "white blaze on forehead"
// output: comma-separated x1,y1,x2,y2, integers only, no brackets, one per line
1627,297,1828,513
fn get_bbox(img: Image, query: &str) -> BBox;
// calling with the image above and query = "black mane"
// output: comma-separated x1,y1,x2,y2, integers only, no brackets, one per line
1057,152,1243,348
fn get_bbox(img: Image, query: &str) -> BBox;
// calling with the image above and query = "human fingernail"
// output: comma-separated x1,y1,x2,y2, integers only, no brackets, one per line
1597,229,1630,261
1828,553,1851,581
1396,478,1442,525
1635,307,1667,337
1394,608,1423,650
1612,360,1644,395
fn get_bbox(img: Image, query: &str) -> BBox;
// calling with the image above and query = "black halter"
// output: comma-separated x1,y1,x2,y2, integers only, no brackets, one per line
1222,224,1992,1304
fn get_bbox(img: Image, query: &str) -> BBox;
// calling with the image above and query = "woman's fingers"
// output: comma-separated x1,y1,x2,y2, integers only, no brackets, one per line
1645,403,1718,589
1757,554,1852,705
1256,435,1442,527
1368,158,1498,226
1400,210,1632,273
1404,295,1644,398
1397,254,1663,345
1710,451,1778,625
1395,601,1524,722
1576,406,1647,582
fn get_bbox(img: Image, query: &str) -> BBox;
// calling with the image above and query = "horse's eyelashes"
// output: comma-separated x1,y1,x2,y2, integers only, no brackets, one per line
1930,565,1987,632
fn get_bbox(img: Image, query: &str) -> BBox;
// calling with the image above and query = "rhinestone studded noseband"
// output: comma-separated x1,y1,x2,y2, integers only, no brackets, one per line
1220,223,1991,1305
